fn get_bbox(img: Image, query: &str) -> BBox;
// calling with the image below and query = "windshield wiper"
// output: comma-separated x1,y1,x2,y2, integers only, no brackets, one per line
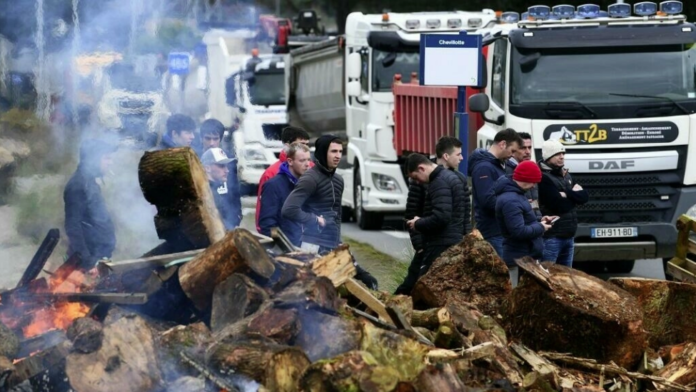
544,101,597,119
608,93,691,115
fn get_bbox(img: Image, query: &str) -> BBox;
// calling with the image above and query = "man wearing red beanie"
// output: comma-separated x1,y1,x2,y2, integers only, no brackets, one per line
494,160,556,282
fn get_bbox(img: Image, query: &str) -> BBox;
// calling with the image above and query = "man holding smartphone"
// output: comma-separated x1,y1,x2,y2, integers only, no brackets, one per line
538,140,589,268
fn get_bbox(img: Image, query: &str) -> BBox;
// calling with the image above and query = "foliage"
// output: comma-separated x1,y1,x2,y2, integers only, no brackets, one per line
12,176,67,242
343,238,408,294
134,18,201,56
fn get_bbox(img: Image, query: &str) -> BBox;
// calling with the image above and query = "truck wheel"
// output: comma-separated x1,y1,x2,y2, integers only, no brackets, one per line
341,206,352,223
353,169,384,230
606,260,635,274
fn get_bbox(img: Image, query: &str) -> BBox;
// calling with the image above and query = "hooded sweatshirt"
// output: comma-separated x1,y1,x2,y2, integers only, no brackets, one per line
63,139,117,269
467,148,508,239
494,175,545,266
282,135,344,249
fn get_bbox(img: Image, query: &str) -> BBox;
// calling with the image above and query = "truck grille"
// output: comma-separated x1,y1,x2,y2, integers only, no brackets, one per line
572,172,681,224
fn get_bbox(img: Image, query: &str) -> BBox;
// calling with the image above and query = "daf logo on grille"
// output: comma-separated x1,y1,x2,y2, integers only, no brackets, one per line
588,160,636,170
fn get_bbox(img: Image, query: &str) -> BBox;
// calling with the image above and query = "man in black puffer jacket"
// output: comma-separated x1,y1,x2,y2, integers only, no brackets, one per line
436,136,472,235
538,140,589,268
283,135,378,289
394,178,426,295
406,153,466,276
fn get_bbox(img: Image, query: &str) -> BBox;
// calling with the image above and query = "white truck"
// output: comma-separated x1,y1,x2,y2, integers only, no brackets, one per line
468,2,696,273
285,10,499,229
204,29,288,192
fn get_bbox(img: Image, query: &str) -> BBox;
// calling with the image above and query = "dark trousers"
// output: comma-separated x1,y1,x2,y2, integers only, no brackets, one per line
394,244,450,295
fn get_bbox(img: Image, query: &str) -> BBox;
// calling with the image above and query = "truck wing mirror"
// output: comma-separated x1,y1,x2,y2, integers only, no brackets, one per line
347,52,362,80
469,93,490,113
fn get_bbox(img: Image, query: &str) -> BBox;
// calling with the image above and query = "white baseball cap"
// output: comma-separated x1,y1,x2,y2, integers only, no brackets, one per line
201,148,233,165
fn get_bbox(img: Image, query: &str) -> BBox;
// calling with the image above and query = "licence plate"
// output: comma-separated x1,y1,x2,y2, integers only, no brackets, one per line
591,227,638,238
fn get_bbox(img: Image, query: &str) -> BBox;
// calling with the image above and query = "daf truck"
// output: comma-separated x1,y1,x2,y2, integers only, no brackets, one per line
468,2,696,273
285,10,499,229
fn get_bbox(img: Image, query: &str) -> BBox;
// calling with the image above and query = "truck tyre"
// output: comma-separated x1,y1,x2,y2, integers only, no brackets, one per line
353,169,383,230
606,260,635,274
341,206,352,223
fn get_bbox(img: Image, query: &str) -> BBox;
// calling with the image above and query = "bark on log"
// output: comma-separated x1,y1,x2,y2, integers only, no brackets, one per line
206,338,310,391
247,306,300,345
416,363,468,392
299,350,408,392
609,277,696,348
411,308,442,330
211,273,269,332
0,321,19,359
412,233,512,316
66,317,103,354
138,147,225,247
655,342,696,390
506,258,647,369
65,315,163,392
178,228,275,311
358,320,430,378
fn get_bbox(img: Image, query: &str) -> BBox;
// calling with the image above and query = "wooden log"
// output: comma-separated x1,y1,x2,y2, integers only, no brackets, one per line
416,363,468,391
344,278,393,323
510,342,576,390
654,342,696,390
273,275,341,312
609,277,696,348
310,244,356,287
411,232,512,316
65,315,163,392
206,338,310,390
7,340,71,389
299,350,406,392
16,228,59,288
66,317,103,354
178,228,275,311
506,257,647,369
138,147,225,247
358,320,430,379
522,371,556,392
211,273,269,332
15,330,66,359
247,306,300,345
411,308,442,330
0,321,19,359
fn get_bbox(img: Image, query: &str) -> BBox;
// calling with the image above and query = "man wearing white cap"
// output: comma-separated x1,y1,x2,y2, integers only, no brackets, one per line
202,147,242,230
537,140,589,267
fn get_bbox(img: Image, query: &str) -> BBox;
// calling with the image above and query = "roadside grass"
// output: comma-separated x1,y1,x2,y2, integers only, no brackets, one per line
343,238,408,294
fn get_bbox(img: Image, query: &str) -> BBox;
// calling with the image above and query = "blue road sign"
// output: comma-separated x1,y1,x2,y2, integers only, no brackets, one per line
168,52,190,75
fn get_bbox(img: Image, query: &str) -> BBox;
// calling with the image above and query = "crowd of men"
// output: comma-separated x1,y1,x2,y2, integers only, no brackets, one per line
62,114,586,288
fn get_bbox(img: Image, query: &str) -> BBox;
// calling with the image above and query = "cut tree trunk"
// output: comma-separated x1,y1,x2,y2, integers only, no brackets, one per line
138,147,225,247
609,277,696,348
416,363,468,391
206,337,310,390
178,228,275,311
65,315,163,392
294,309,362,362
273,276,341,312
66,317,103,354
210,273,269,332
157,322,211,383
506,258,647,369
412,232,512,316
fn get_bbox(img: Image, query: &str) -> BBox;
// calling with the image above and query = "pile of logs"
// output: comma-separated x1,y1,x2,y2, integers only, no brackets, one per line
3,147,696,392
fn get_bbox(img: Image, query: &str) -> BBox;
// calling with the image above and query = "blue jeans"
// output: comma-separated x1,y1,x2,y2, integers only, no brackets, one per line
543,237,575,267
487,236,504,260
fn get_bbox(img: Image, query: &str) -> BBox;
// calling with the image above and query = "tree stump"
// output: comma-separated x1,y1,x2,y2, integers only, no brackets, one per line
294,310,361,362
65,315,163,392
506,259,647,369
178,228,275,311
66,317,103,354
609,278,696,348
273,276,341,312
138,147,225,247
416,363,467,391
211,273,269,332
412,233,512,316
206,337,310,390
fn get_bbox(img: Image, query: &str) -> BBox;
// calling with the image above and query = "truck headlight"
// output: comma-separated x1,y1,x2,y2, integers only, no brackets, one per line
244,147,266,162
372,173,401,192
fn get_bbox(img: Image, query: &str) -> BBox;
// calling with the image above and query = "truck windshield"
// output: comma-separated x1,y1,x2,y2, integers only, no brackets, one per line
511,44,696,114
372,50,420,92
248,72,285,106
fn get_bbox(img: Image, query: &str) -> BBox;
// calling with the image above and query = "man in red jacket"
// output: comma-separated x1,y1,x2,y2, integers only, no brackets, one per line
256,126,312,231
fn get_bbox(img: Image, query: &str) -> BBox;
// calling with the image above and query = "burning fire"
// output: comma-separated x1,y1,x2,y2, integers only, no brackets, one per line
1,268,94,339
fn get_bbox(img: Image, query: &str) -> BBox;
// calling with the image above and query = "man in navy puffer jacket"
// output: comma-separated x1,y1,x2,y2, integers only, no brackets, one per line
495,161,554,282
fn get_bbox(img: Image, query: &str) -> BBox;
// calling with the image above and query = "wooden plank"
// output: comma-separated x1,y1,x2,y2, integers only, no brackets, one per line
275,256,305,267
344,278,393,325
667,258,696,284
386,305,433,346
11,292,148,305
8,341,71,387
16,229,60,288
270,228,298,253
98,249,205,274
